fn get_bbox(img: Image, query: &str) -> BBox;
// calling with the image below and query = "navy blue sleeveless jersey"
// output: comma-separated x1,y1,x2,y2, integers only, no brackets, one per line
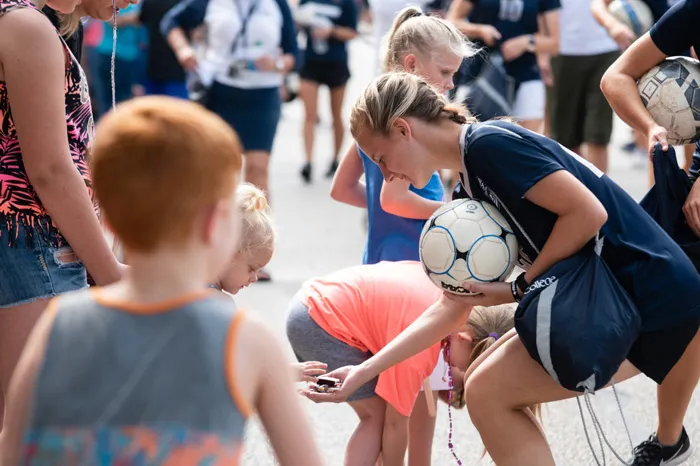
459,121,700,331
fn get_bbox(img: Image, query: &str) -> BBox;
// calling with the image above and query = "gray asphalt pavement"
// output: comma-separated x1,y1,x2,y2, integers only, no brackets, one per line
236,36,700,465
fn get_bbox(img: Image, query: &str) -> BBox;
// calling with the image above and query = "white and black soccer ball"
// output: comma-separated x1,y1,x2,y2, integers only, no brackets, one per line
608,0,654,37
638,56,700,145
419,199,519,296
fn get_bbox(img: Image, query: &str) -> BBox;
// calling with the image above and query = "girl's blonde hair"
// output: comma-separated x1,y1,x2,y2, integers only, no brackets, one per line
384,6,477,72
57,13,82,38
236,183,274,255
464,303,542,420
350,71,475,140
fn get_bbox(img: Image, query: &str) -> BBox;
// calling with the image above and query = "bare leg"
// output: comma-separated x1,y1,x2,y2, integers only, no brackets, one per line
244,150,271,203
683,144,694,173
586,143,609,174
329,85,347,163
655,328,700,445
464,335,640,466
408,391,437,466
346,396,386,466
300,80,320,166
0,299,50,430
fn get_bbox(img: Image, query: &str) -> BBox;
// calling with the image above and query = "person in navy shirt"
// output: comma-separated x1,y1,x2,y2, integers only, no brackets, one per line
446,0,560,132
592,0,676,50
295,0,358,182
601,0,700,238
308,72,700,466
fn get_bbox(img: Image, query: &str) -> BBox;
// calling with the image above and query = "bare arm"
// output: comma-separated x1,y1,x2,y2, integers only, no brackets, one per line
522,170,608,282
330,26,358,41
0,303,59,464
600,34,668,150
359,296,471,388
381,406,409,466
167,28,198,71
380,179,442,219
535,10,559,55
0,11,121,285
330,145,367,208
446,0,501,44
235,318,323,466
591,0,635,49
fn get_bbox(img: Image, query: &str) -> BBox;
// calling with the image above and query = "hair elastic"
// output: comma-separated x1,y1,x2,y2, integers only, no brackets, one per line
488,332,499,340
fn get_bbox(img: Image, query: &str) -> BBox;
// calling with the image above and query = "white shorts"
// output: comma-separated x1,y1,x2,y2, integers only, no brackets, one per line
511,79,545,121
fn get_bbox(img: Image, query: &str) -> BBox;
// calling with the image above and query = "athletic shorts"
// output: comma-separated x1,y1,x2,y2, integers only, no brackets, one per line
285,292,378,402
299,60,351,89
512,79,546,121
548,51,619,149
626,316,700,384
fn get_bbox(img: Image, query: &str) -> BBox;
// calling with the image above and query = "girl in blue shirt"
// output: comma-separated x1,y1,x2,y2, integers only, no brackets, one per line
310,72,700,466
330,7,475,264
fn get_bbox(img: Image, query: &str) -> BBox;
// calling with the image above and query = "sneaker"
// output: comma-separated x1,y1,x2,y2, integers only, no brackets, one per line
300,163,312,184
631,427,693,466
325,159,339,178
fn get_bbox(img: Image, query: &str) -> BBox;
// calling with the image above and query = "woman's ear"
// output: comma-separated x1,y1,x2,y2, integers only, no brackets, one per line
393,118,412,139
403,54,417,72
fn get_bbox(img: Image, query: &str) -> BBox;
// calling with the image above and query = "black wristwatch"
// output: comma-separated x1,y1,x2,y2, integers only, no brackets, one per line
515,272,529,296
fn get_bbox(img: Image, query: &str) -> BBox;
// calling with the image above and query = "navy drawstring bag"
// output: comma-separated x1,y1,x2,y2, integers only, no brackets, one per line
514,238,642,393
639,144,700,273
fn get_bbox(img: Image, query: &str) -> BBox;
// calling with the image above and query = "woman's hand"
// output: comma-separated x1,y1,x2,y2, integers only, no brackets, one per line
646,124,669,155
684,179,700,238
254,55,277,72
312,26,333,41
537,53,553,87
301,365,368,403
175,45,198,72
607,22,636,50
442,282,515,307
478,24,502,47
501,35,531,62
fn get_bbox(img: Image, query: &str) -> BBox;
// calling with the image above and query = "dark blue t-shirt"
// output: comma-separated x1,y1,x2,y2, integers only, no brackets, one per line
649,0,700,181
299,0,357,63
459,121,700,331
466,0,560,83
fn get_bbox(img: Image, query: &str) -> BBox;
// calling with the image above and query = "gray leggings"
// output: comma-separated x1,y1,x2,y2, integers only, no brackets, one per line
285,292,378,402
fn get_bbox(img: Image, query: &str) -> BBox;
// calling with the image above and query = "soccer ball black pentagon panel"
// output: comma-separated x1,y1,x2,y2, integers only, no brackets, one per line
418,199,519,296
638,56,700,145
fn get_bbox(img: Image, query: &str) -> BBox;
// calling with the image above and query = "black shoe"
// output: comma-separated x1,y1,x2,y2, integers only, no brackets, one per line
325,159,339,178
300,163,312,184
631,428,693,465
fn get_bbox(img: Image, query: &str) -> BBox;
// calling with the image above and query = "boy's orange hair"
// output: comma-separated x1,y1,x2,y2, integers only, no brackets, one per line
90,97,243,252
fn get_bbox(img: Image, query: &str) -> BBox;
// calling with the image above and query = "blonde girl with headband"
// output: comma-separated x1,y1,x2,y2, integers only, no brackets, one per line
331,6,477,265
0,0,137,431
215,183,328,383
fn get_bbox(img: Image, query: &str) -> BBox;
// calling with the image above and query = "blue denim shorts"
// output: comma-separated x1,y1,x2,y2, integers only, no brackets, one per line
0,225,87,308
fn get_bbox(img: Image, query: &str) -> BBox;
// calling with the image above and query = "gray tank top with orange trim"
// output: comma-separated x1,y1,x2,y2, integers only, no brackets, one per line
23,289,248,465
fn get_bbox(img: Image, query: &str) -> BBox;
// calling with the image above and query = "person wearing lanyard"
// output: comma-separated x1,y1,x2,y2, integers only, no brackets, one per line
161,0,297,203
